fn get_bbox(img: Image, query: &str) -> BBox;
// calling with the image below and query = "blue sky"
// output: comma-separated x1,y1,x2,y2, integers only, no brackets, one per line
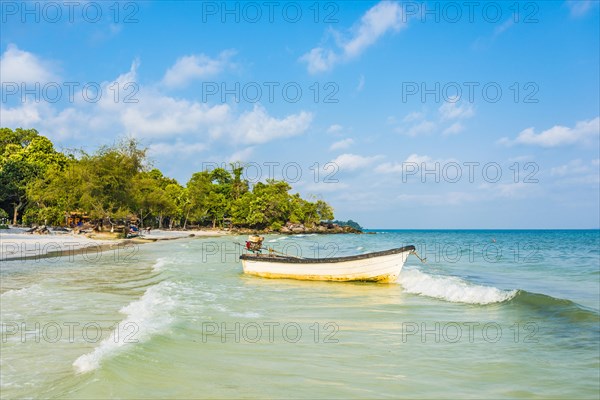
1,1,599,228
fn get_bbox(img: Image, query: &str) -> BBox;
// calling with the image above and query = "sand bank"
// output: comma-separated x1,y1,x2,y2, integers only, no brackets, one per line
0,228,229,262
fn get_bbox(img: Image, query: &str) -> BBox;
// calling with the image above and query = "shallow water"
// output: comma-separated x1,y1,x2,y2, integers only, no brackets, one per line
1,230,598,398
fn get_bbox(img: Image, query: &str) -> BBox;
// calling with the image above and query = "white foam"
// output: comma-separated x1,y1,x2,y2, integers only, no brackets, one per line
73,281,177,373
398,269,517,305
151,257,170,272
0,284,43,299
231,311,262,318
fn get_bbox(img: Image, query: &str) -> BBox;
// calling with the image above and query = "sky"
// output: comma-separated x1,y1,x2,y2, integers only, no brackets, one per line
1,0,599,229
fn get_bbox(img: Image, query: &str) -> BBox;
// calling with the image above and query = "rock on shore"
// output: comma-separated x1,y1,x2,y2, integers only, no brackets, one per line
232,222,362,235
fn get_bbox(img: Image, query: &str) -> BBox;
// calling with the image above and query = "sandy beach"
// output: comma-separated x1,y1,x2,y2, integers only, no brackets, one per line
0,228,229,261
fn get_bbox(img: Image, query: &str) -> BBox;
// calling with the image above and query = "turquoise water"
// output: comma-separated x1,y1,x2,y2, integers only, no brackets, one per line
1,230,599,398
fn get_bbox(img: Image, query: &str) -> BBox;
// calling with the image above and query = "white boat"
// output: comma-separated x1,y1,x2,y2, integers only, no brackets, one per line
239,245,416,283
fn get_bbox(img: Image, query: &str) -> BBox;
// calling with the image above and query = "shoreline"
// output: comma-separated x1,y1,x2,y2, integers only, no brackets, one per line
0,226,364,262
0,229,229,262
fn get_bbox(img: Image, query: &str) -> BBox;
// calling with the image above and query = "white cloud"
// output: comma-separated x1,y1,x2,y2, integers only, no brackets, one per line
227,147,254,162
438,99,474,120
300,1,405,73
0,44,58,83
550,159,600,185
110,61,232,137
330,138,354,151
499,117,600,147
297,181,349,194
397,192,477,206
374,162,403,174
402,111,425,122
356,74,365,92
233,105,313,145
394,182,540,205
326,124,343,135
148,141,207,157
478,182,540,199
442,122,464,135
343,1,404,58
331,153,383,171
0,54,313,148
162,50,235,88
0,102,43,127
507,155,534,162
405,154,434,164
550,159,588,177
121,97,231,138
566,0,597,17
375,154,456,175
300,48,338,74
90,23,123,43
0,101,92,141
375,153,433,174
394,99,474,137
493,18,515,37
398,120,436,136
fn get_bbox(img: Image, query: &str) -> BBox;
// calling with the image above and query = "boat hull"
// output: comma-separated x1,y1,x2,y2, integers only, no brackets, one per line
240,246,414,283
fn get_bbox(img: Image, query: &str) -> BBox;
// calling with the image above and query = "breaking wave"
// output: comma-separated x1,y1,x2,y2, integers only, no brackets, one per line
398,269,517,305
73,281,178,373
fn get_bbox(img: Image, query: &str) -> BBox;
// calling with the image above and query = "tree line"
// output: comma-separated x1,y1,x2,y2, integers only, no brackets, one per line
0,128,335,230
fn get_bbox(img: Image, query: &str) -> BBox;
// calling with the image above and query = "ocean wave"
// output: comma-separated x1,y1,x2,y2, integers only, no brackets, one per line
230,311,262,318
151,257,172,272
398,269,517,305
398,269,600,323
509,290,600,323
0,284,44,299
73,281,178,373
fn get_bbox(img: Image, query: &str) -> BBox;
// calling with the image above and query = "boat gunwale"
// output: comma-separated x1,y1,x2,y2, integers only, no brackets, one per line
239,245,415,264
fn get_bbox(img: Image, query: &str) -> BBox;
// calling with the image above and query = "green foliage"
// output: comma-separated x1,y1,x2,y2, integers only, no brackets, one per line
0,128,336,229
0,208,9,227
0,128,68,224
0,128,39,155
270,221,283,231
331,219,363,231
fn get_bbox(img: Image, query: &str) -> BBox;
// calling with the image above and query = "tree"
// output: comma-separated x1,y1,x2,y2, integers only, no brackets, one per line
164,183,186,228
316,200,334,221
132,169,179,228
0,130,338,230
133,172,167,228
230,163,249,200
0,207,9,223
0,128,39,154
76,139,147,226
0,129,68,224
25,159,83,225
249,180,293,228
187,170,212,226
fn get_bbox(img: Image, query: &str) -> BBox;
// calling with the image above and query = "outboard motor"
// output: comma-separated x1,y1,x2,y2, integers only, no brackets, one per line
245,235,264,253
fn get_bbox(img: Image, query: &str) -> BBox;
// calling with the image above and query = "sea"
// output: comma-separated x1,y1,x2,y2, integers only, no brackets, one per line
1,230,599,399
